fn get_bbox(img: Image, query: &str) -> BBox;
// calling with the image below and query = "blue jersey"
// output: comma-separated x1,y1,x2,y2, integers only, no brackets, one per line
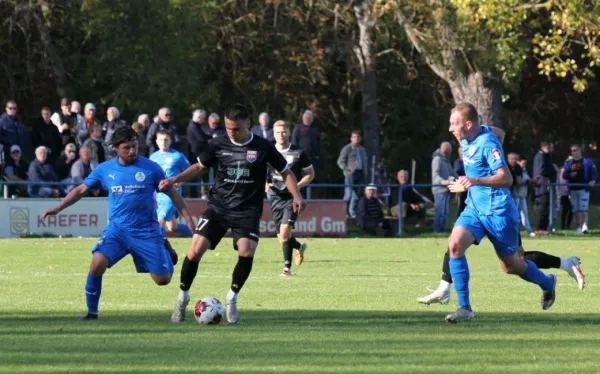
150,149,190,196
461,126,516,216
83,157,167,232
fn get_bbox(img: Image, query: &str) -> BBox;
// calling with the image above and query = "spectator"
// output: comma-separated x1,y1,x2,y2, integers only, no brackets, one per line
187,109,209,198
431,142,457,233
292,110,320,169
102,106,128,145
454,147,467,217
131,122,148,157
0,100,28,162
135,114,151,157
28,146,62,197
533,141,557,234
558,162,573,230
70,101,85,147
355,184,391,236
51,98,76,147
389,170,431,226
562,144,597,233
54,143,78,181
70,147,98,188
508,152,534,237
146,107,180,154
337,130,368,218
515,156,535,236
78,103,100,145
31,106,62,165
3,145,29,197
251,112,274,143
201,112,226,140
82,125,105,164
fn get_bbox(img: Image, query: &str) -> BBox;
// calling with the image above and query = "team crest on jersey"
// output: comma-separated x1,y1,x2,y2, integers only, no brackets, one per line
135,172,146,181
491,148,501,160
165,157,172,164
246,151,257,163
285,155,295,164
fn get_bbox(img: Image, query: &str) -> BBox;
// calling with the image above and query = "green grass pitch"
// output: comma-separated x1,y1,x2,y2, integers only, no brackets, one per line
1,236,599,373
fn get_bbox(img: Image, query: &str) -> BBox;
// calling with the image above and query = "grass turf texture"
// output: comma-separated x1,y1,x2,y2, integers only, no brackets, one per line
0,236,599,373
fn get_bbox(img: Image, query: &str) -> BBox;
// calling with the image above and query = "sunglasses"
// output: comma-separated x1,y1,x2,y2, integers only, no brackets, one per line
11,150,20,154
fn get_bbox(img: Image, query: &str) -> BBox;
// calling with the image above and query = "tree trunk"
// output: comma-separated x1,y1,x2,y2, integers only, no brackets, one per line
353,0,380,177
447,72,503,127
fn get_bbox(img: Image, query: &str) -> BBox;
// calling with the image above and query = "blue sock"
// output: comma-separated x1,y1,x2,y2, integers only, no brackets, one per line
519,259,553,291
85,273,102,315
449,256,471,311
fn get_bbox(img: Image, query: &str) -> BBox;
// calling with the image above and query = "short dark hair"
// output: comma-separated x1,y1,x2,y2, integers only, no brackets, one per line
41,106,51,112
452,103,479,124
156,129,171,138
108,126,138,147
224,104,250,122
540,141,550,148
351,130,361,137
571,144,581,150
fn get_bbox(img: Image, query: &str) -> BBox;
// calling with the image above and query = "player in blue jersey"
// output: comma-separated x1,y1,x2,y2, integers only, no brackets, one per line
442,103,556,323
150,130,191,236
42,127,195,320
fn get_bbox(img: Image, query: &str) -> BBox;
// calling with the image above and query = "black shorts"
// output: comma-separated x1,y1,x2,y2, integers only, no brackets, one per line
194,207,260,250
270,195,297,229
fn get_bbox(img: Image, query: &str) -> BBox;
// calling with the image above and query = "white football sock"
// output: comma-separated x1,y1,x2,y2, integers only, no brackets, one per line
559,258,569,271
438,279,451,292
226,289,237,302
178,290,189,302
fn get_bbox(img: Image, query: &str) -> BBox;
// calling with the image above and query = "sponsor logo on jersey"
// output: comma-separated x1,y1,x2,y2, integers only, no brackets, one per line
246,151,257,163
491,148,501,160
111,185,123,194
227,167,250,177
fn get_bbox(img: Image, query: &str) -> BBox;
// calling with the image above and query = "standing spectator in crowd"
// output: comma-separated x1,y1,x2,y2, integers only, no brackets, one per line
292,110,320,170
533,141,557,235
135,114,151,157
51,98,76,147
201,112,225,140
558,161,573,230
251,112,274,143
28,146,62,197
3,145,29,197
132,122,149,157
389,170,431,226
514,156,535,236
562,144,597,233
187,109,209,198
79,103,100,145
508,153,535,237
102,106,128,145
355,184,391,236
82,125,105,164
0,100,28,162
54,143,78,181
70,147,98,190
146,107,180,154
70,101,85,147
454,147,466,217
32,106,62,165
337,131,368,218
431,141,457,233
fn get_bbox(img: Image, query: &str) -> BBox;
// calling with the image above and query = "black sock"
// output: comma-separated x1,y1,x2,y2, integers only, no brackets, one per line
282,241,293,269
524,251,561,269
289,236,301,250
442,250,452,283
231,256,254,293
180,256,199,291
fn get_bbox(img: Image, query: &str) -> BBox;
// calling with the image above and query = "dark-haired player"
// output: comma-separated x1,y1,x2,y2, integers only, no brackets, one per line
160,104,305,324
42,127,195,320
266,120,314,277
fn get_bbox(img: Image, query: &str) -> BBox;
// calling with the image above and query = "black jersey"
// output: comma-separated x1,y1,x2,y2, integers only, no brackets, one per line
199,133,288,218
267,144,312,198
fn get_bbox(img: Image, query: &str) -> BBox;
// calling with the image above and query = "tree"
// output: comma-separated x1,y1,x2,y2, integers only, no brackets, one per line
393,0,600,126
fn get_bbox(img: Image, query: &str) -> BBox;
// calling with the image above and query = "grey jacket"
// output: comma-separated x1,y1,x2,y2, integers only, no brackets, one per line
431,149,457,195
337,143,368,175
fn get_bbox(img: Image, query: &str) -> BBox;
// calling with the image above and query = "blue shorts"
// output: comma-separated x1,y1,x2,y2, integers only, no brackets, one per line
569,189,590,212
455,207,519,256
157,198,177,222
92,226,173,275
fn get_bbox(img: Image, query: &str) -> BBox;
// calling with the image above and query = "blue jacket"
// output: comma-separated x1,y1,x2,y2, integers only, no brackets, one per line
0,113,27,159
251,125,274,143
562,158,597,189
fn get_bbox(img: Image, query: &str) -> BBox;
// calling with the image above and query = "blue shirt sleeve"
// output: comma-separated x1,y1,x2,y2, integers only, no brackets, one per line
152,162,169,192
482,137,506,172
83,164,104,189
178,153,191,171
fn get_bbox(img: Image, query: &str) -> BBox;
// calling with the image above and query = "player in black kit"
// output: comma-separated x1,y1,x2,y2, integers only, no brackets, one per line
266,120,315,278
160,104,306,324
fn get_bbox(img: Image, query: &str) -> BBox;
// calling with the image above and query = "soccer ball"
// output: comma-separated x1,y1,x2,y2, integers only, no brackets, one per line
194,297,224,325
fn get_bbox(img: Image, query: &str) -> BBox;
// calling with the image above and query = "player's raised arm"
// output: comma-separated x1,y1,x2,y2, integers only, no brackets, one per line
42,183,90,219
